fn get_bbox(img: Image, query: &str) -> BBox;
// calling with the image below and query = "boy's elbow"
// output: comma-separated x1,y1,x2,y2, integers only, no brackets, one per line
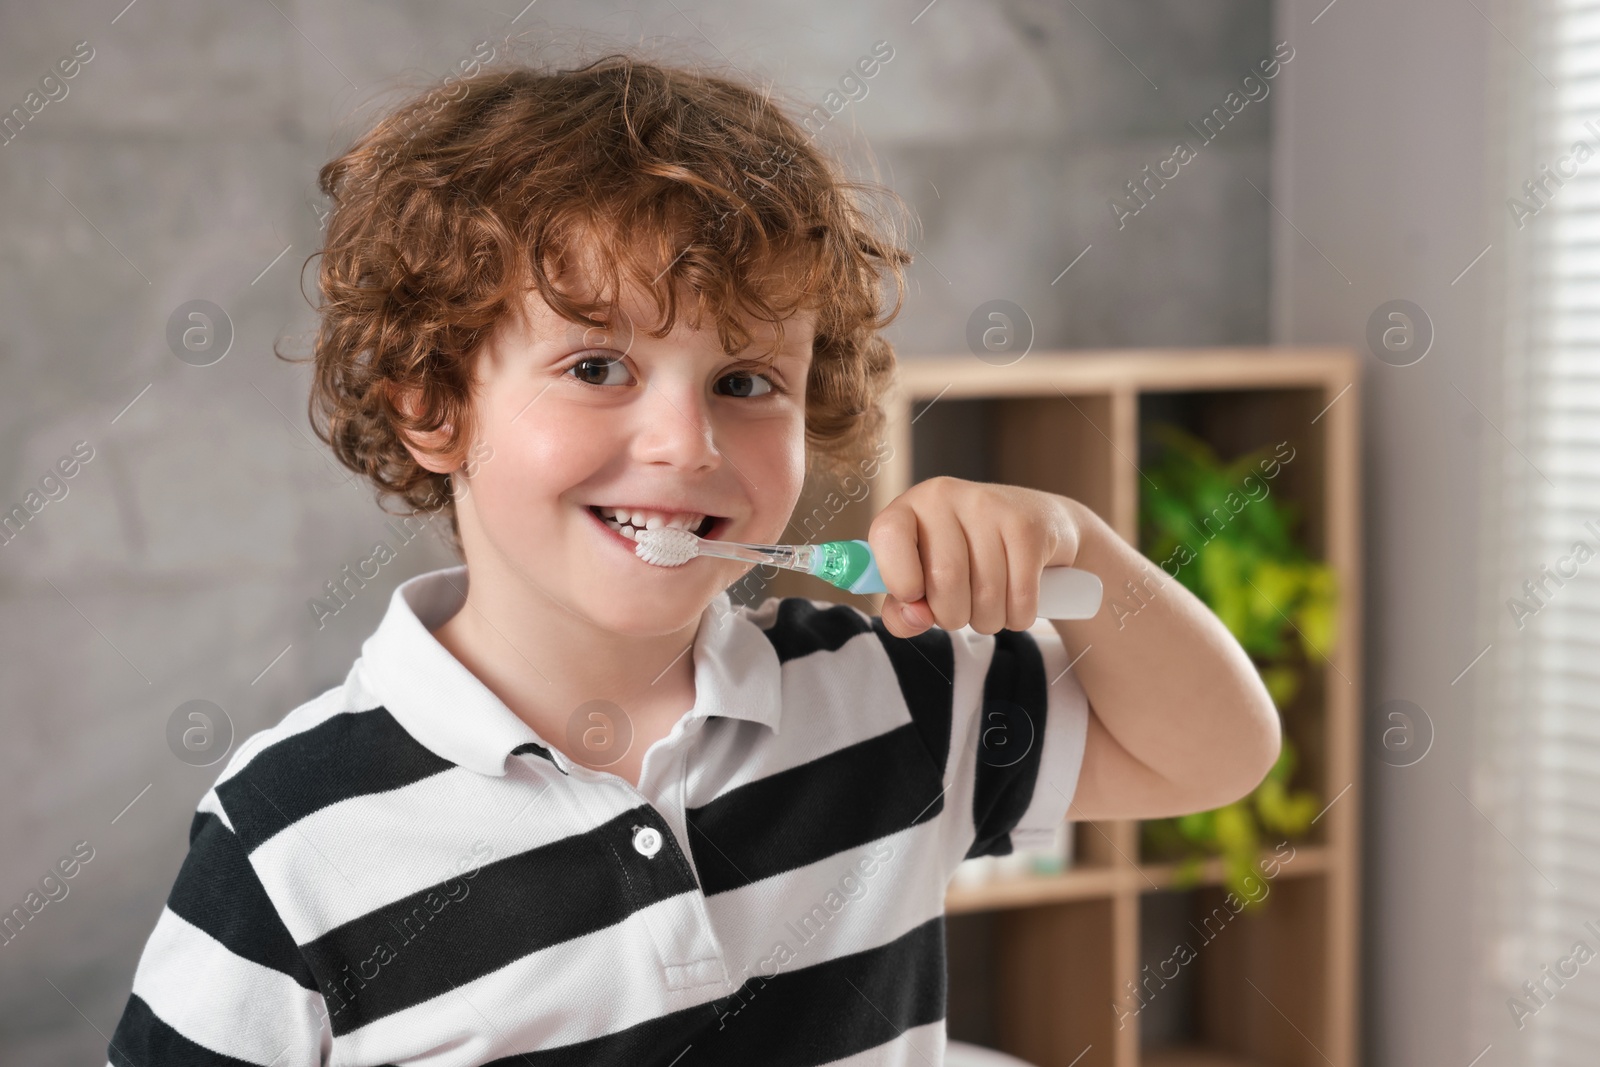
1193,677,1283,811
1241,694,1284,796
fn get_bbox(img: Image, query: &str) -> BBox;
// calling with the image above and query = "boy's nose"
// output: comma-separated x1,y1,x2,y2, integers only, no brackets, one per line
632,377,722,472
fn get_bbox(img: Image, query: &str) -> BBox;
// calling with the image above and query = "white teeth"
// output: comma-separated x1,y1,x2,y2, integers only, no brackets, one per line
594,506,706,540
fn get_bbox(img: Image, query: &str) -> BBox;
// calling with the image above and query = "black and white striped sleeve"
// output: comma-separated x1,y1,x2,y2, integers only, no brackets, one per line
954,619,1089,859
873,612,1091,870
108,796,330,1067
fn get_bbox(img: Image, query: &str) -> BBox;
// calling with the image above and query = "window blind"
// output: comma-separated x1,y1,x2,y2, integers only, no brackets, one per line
1486,0,1600,1058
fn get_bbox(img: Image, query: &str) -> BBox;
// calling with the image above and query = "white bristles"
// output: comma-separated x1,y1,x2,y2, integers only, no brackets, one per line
633,526,702,567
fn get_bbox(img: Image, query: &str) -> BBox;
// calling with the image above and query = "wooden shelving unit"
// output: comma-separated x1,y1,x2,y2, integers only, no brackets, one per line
761,348,1362,1067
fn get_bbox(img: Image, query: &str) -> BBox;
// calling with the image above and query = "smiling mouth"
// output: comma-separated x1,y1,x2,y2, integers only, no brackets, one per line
587,506,720,540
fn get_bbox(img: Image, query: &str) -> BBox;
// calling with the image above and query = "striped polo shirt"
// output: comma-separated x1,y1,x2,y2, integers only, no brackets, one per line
108,563,1089,1067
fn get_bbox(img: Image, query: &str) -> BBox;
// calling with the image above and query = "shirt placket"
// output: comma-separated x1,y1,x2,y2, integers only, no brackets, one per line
565,742,730,994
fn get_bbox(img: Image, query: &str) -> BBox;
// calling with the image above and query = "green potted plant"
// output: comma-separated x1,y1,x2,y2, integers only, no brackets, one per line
1137,423,1336,908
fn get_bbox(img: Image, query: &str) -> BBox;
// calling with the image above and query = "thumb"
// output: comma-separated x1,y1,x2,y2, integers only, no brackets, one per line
886,596,931,635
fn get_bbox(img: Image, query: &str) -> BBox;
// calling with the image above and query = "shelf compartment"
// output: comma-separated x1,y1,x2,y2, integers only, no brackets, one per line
1134,385,1341,865
1132,877,1331,1067
948,898,1119,1067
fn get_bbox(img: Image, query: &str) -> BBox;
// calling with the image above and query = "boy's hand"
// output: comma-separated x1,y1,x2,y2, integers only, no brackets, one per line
867,477,1084,638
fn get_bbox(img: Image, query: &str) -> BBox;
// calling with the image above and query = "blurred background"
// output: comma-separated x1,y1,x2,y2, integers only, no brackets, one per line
0,0,1586,1064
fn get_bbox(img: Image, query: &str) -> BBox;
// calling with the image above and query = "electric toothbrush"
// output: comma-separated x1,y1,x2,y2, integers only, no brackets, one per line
631,527,1102,622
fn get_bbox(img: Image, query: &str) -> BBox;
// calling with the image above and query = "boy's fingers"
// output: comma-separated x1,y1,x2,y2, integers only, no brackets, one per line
867,507,925,604
918,510,970,631
962,519,1011,635
1004,539,1041,631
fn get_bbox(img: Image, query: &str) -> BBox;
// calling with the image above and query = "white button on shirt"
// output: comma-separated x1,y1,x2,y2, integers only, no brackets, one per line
107,564,1091,1067
633,826,664,858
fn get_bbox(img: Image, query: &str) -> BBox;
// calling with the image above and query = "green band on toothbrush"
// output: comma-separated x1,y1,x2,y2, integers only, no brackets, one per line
814,540,888,595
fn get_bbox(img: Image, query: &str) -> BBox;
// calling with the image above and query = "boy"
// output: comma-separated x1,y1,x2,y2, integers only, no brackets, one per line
108,53,1279,1066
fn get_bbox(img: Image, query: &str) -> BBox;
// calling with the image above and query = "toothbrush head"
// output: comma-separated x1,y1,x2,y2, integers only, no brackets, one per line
633,526,702,567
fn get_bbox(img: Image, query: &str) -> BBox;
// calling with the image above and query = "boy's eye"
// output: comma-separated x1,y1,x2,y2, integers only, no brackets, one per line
720,371,776,398
563,355,782,397
567,354,630,387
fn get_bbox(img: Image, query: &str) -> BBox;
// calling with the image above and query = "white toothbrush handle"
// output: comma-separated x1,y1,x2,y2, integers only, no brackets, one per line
1036,566,1103,621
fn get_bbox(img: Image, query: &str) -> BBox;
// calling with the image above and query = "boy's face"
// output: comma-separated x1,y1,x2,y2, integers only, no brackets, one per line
434,277,815,637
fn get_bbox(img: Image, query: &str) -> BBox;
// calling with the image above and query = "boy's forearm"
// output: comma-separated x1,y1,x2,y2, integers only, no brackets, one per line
1047,495,1281,812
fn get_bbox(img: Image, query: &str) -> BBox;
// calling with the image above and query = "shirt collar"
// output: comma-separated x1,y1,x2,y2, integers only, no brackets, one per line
355,565,783,777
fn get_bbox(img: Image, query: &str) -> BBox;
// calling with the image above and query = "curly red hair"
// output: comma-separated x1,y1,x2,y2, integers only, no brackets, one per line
285,49,914,555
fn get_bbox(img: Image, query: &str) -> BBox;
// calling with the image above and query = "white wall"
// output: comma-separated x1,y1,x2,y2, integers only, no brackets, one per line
1272,0,1499,1062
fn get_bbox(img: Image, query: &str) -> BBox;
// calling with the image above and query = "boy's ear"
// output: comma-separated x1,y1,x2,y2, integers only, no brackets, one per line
389,383,461,474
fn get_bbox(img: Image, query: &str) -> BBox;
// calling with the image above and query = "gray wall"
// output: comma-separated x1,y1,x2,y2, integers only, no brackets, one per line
1271,0,1499,1064
0,2,1271,1062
